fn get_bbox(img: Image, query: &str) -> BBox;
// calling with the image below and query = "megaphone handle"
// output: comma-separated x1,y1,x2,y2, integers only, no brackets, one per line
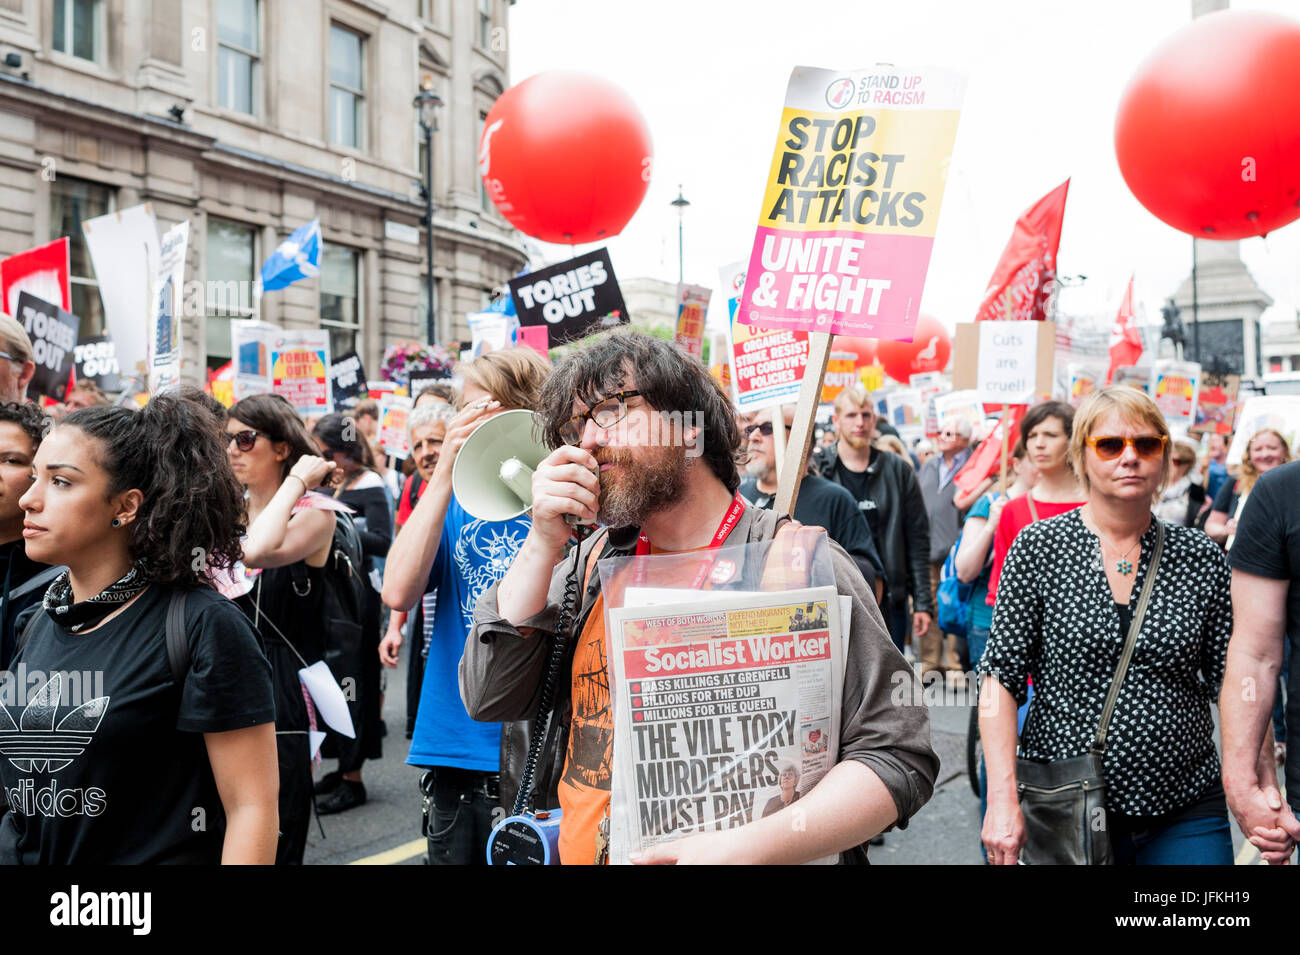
564,464,600,527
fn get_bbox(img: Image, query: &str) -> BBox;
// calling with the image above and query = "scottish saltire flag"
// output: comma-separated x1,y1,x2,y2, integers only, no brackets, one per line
257,219,321,294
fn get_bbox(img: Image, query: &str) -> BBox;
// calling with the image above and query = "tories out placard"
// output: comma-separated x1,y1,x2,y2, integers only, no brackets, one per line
74,335,122,393
16,292,78,401
329,350,368,409
739,66,964,341
508,248,629,345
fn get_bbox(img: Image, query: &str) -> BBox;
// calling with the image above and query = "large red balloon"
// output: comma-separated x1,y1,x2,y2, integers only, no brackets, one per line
876,315,951,384
1115,11,1300,239
478,72,653,244
832,336,877,370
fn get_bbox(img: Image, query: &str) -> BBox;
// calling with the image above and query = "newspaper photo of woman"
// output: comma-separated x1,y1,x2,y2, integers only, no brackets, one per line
761,762,802,818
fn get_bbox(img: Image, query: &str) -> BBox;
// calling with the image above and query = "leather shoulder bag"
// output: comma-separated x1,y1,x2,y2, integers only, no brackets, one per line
1016,519,1164,865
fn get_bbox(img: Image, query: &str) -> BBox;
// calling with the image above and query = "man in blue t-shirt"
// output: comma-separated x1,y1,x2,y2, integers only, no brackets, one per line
381,349,550,865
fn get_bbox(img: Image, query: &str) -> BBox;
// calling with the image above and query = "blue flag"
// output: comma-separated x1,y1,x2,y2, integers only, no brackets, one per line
258,219,321,293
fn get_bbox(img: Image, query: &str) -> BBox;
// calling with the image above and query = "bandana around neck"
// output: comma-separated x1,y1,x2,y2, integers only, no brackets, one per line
43,564,150,633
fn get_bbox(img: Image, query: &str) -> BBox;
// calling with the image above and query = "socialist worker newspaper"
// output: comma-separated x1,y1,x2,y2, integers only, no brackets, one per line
606,585,844,864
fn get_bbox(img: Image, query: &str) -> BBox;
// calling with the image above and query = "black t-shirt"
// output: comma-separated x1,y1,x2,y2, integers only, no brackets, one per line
1211,477,1240,516
1229,461,1300,810
833,458,879,539
0,584,275,864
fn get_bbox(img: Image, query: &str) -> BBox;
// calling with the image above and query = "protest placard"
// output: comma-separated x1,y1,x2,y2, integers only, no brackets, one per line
932,390,984,432
674,284,711,360
1227,395,1300,466
722,260,812,411
1067,363,1102,407
737,65,964,341
1,238,71,317
508,248,629,346
82,203,160,379
1189,374,1239,437
149,221,188,393
1149,360,1201,427
74,335,122,393
15,292,78,401
819,351,858,403
270,330,331,415
407,371,450,403
329,350,368,409
231,320,277,399
377,393,412,459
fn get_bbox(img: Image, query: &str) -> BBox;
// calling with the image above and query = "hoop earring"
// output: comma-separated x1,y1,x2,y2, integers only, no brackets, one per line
111,518,121,528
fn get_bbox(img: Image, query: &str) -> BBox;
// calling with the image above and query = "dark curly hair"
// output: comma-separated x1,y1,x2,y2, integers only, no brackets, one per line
228,393,319,481
313,412,375,469
61,395,246,587
0,401,51,451
536,329,742,493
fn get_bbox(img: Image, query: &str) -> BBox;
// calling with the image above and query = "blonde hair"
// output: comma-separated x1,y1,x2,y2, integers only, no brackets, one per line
457,348,550,411
1240,428,1292,495
874,434,909,459
833,383,876,416
1068,386,1171,493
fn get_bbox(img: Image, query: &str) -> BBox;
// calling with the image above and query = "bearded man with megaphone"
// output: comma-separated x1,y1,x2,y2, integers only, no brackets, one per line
461,330,938,865
382,348,550,866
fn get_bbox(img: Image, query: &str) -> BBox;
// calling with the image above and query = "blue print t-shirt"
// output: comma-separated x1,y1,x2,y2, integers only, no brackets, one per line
407,492,529,771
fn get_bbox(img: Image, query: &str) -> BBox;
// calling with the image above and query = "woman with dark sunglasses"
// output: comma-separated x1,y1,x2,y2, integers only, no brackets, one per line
979,386,1259,866
0,395,277,863
226,394,338,864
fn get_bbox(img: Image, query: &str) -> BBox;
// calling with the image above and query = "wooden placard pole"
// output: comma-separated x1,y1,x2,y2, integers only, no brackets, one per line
775,331,834,517
770,400,787,482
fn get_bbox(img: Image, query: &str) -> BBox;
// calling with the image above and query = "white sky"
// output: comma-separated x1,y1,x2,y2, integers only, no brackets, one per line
507,0,1300,339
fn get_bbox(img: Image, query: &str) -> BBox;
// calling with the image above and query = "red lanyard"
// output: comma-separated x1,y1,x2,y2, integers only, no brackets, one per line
633,493,746,589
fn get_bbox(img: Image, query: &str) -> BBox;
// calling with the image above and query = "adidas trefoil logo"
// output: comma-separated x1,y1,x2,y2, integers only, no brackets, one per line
0,673,110,773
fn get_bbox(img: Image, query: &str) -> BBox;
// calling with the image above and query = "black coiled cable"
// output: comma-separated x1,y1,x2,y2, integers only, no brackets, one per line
512,536,585,817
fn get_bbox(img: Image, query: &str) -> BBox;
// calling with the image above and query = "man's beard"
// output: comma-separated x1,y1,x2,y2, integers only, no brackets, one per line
841,431,872,451
596,445,689,527
744,456,772,481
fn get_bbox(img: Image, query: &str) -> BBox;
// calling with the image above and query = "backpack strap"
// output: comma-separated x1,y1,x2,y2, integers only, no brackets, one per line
14,608,41,658
8,564,65,604
165,590,190,688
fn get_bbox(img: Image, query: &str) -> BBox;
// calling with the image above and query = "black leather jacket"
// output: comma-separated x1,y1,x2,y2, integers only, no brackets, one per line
812,442,932,614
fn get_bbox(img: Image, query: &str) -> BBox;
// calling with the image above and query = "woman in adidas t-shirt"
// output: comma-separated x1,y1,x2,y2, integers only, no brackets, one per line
0,395,278,864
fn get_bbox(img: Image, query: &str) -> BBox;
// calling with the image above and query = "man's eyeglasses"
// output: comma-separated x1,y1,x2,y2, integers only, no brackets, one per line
560,390,641,446
0,350,25,365
227,429,263,452
1086,434,1167,461
744,422,775,439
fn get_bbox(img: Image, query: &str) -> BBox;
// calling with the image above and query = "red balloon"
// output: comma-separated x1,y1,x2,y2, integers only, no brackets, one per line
478,72,653,244
876,315,951,384
1115,10,1300,239
832,335,877,370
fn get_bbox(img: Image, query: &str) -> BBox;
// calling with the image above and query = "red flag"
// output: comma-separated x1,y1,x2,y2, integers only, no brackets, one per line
974,180,1070,323
0,238,71,316
955,404,1028,494
1106,276,1142,383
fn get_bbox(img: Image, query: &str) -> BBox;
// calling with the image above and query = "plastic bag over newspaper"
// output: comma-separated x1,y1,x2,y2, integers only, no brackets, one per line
598,527,848,865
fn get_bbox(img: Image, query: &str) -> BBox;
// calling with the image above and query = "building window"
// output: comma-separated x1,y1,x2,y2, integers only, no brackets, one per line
205,219,256,369
217,0,260,115
329,25,365,150
321,244,361,358
52,0,104,63
477,0,492,49
49,176,114,337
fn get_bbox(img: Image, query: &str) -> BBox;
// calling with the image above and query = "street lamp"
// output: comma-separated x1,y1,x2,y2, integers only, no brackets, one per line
414,85,444,345
670,185,690,284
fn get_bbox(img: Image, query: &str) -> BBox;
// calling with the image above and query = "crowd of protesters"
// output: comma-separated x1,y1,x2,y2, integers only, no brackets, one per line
0,305,1298,867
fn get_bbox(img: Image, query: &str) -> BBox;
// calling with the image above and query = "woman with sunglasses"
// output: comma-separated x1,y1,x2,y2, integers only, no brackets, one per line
979,387,1255,865
0,396,277,863
226,394,338,864
309,412,394,814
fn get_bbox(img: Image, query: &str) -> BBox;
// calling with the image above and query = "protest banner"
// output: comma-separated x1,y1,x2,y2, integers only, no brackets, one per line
859,364,884,391
674,284,711,360
1067,363,1102,407
886,387,925,435
367,380,397,401
508,248,629,345
722,259,811,411
932,390,984,432
516,324,550,360
820,351,858,404
1189,374,1240,437
231,319,278,399
467,310,517,357
1111,365,1149,393
1149,360,1201,427
329,350,368,409
73,335,122,394
149,221,188,393
82,203,160,379
377,393,412,459
207,361,233,408
606,581,843,865
270,330,331,415
407,371,450,403
909,371,944,436
15,292,78,401
737,65,964,341
1,238,71,317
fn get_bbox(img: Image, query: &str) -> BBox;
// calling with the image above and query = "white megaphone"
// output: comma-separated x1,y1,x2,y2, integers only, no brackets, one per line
451,409,553,522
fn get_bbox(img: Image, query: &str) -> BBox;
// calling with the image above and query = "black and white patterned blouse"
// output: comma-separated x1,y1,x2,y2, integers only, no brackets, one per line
978,509,1232,818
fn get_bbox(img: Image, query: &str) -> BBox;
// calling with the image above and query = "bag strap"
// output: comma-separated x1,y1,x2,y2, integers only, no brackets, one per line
8,565,65,604
165,590,190,688
1090,520,1164,756
1026,494,1040,523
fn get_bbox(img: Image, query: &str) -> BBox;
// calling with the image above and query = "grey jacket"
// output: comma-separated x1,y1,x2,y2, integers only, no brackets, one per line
459,505,939,844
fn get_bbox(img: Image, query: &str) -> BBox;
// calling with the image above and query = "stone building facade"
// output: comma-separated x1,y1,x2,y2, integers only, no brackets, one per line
0,0,525,379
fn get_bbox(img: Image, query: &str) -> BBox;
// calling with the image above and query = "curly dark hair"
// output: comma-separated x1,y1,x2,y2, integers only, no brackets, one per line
61,395,246,587
313,412,375,469
0,401,50,451
228,393,319,481
535,329,742,493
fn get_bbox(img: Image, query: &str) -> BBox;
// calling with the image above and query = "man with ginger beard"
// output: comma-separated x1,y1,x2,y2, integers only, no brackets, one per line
462,331,936,864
